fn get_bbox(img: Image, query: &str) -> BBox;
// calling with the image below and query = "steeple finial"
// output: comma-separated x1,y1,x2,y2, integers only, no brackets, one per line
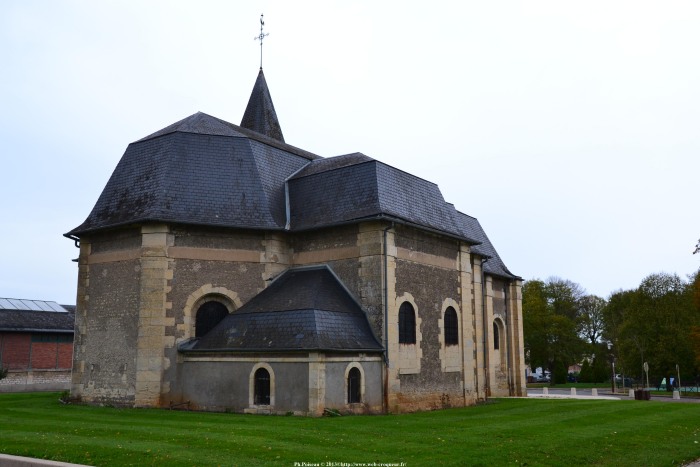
254,14,269,69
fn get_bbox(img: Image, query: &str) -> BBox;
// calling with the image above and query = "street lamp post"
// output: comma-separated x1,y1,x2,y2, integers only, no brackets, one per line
608,342,615,394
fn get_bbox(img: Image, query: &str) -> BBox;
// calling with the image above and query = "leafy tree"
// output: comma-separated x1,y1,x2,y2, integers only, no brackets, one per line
579,360,592,383
579,295,606,345
0,365,7,381
545,277,585,321
604,272,700,385
522,279,551,371
523,278,586,382
591,343,612,383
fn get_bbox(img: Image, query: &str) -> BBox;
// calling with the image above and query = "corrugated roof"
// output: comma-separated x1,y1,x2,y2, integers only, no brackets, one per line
182,266,383,353
0,298,69,313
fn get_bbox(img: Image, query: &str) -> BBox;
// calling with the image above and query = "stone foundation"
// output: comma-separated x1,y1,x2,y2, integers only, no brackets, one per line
0,369,71,393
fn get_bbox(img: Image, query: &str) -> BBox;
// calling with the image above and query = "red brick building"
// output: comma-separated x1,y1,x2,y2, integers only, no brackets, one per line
0,298,75,392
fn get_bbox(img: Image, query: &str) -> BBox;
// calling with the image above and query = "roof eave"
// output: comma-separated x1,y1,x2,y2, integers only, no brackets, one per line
178,346,384,355
291,214,482,245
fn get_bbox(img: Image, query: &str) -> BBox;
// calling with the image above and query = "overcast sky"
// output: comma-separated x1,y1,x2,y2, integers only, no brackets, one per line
2,1,698,305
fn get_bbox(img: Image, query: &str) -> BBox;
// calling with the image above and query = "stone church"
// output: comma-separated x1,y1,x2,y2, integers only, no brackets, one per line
65,67,526,415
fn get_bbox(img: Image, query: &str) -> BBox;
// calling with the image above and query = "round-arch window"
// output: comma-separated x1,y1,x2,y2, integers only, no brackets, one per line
493,321,500,350
254,368,271,405
398,302,416,344
195,301,228,338
348,367,361,404
444,307,458,346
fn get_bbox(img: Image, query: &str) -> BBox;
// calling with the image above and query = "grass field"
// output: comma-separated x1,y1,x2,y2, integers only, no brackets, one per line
1,393,699,466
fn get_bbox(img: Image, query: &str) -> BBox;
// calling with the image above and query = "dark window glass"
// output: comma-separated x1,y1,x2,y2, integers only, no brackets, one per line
348,367,361,403
195,301,228,338
254,368,271,405
398,302,416,344
32,334,69,343
493,322,500,350
444,307,458,346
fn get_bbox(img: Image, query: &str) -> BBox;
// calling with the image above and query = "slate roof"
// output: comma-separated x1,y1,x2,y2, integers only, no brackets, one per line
66,70,517,276
240,68,285,142
288,153,481,243
67,112,318,236
0,299,75,333
455,212,520,279
181,266,383,353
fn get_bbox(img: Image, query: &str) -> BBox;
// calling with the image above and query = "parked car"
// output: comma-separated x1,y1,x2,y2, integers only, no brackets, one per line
614,374,635,386
535,374,550,383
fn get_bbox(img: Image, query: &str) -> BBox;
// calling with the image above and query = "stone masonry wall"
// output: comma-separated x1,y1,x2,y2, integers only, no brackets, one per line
391,226,467,412
73,247,141,405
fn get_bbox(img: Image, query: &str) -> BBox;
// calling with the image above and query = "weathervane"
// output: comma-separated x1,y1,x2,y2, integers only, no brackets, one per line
254,14,269,69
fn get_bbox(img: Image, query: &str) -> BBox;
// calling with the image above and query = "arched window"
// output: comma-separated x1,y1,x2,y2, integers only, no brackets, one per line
347,367,361,403
444,307,458,346
493,321,500,350
398,302,416,344
195,301,229,338
254,368,270,405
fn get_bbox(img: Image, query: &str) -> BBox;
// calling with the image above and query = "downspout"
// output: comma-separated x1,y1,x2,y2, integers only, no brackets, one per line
459,246,466,406
505,282,513,395
382,222,394,413
284,163,311,230
481,258,489,400
472,256,479,401
66,234,80,248
67,234,80,262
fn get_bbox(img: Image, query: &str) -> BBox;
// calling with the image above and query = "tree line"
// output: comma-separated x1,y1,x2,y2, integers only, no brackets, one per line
523,271,700,386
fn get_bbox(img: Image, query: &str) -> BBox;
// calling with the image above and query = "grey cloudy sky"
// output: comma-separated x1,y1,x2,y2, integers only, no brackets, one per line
1,0,698,305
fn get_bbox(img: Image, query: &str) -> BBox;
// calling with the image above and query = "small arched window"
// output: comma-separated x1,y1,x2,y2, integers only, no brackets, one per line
493,321,500,350
444,307,458,346
398,302,416,344
347,367,361,404
195,301,229,338
254,368,271,405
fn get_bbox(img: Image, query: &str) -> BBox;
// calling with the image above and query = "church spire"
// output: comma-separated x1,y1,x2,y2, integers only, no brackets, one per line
240,68,285,143
241,15,285,142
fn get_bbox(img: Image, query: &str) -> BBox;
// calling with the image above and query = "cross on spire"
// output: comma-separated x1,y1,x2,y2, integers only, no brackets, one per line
254,14,269,69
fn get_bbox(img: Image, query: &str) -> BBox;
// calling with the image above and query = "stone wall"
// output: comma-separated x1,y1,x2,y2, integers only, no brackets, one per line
389,225,468,411
172,352,383,416
72,219,524,412
0,369,71,393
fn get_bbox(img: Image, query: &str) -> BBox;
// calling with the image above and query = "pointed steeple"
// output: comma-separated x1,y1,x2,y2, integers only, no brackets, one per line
240,68,285,143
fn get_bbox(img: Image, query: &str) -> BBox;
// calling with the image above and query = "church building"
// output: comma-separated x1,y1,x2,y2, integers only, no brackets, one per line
65,67,526,415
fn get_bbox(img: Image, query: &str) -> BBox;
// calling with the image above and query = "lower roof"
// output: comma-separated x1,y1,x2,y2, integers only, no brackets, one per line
180,265,383,353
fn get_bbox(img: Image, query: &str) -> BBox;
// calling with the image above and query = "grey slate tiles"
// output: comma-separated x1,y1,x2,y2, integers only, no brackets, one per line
240,68,285,143
183,266,383,352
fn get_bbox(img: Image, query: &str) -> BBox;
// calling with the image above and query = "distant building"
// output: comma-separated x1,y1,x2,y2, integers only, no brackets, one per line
0,298,75,392
65,68,526,414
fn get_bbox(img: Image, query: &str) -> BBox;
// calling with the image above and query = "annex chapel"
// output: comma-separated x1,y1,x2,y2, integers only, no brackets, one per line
65,66,526,415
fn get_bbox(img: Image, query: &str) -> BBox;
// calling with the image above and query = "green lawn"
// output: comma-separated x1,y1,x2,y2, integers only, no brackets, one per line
1,393,699,466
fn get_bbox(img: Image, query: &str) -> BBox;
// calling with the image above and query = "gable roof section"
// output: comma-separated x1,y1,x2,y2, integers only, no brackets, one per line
455,212,519,279
67,113,318,236
287,153,480,243
240,68,285,142
182,266,383,353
